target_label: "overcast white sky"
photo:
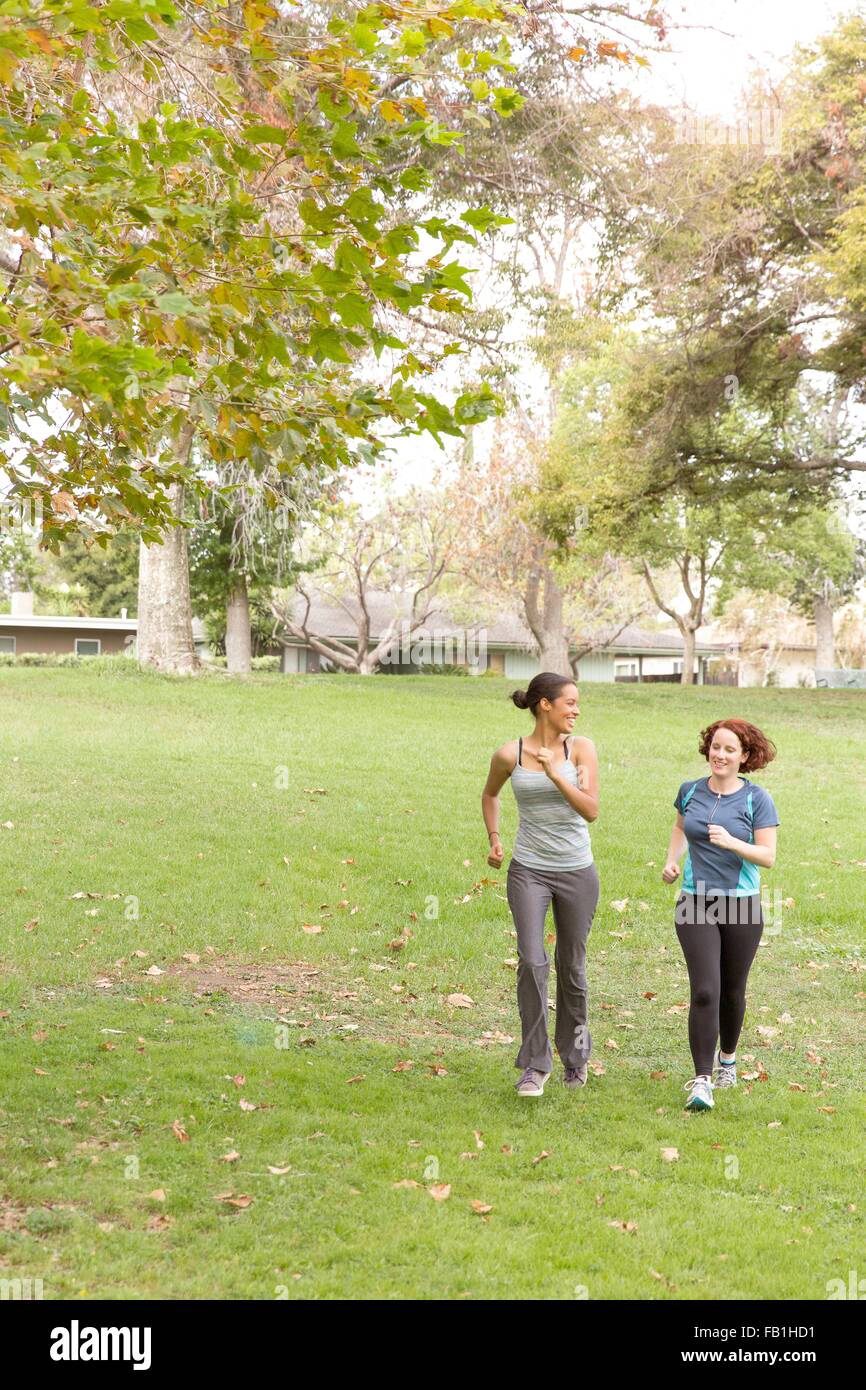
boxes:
[634,0,857,117]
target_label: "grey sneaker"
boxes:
[712,1049,737,1088]
[516,1067,549,1097]
[563,1065,588,1089]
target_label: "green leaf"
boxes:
[155,292,196,316]
[460,206,513,234]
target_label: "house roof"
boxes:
[0,614,137,631]
[279,589,723,656]
[0,615,209,640]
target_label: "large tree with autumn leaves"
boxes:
[0,1,670,670]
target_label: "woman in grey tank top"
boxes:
[482,672,600,1097]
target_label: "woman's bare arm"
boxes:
[662,813,687,883]
[481,744,515,867]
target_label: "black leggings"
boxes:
[674,893,764,1076]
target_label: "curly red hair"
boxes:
[698,719,776,773]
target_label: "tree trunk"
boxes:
[680,627,696,686]
[525,560,570,673]
[225,573,252,674]
[813,594,835,671]
[137,481,198,675]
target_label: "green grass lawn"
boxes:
[1,667,864,1300]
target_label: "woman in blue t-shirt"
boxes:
[662,718,780,1111]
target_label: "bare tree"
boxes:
[270,487,461,674]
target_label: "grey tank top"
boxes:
[510,736,593,871]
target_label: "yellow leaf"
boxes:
[569,47,587,61]
[26,28,56,55]
[380,100,405,124]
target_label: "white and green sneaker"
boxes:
[683,1076,714,1111]
[712,1049,737,1089]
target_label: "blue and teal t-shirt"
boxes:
[674,777,780,897]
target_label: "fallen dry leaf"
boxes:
[428,1183,451,1201]
[172,1120,190,1143]
[660,1148,679,1163]
[445,993,474,1009]
[471,1200,493,1215]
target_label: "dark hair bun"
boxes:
[509,672,574,718]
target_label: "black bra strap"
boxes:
[564,737,569,761]
[518,736,522,768]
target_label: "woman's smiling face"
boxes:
[543,683,579,733]
[708,726,746,775]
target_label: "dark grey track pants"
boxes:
[506,857,600,1073]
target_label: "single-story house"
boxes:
[0,592,136,657]
[0,592,208,658]
[275,592,724,683]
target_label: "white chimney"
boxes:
[11,591,34,617]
